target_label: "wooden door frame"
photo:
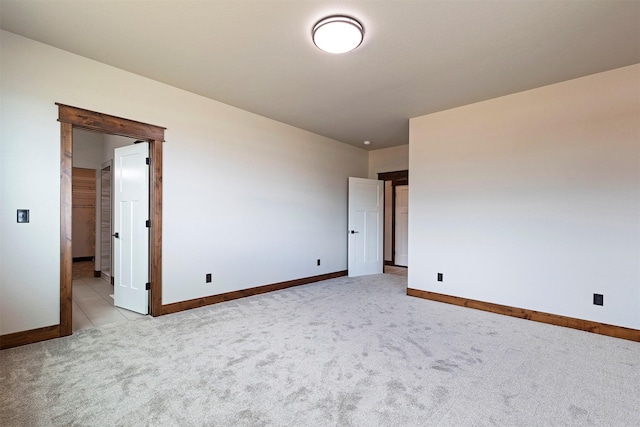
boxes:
[377,170,408,266]
[58,104,165,337]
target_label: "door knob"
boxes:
[350,230,359,234]
[112,232,119,238]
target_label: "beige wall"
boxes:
[368,144,409,179]
[409,64,640,329]
[0,31,368,335]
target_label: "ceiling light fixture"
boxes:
[312,15,364,54]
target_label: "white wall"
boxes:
[409,65,640,329]
[0,30,368,335]
[368,144,408,179]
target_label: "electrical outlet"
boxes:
[437,273,443,282]
[593,293,603,306]
[317,259,321,266]
[206,273,212,283]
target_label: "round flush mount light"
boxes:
[312,15,364,54]
[363,140,371,145]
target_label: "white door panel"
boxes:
[348,177,383,277]
[114,143,149,314]
[365,210,379,261]
[395,185,409,267]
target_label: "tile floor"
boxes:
[384,265,408,276]
[72,277,146,332]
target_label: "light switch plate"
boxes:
[593,293,604,306]
[17,209,29,223]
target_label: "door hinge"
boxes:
[146,220,151,228]
[145,282,151,291]
[146,157,150,165]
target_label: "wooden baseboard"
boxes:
[407,288,640,342]
[161,270,348,316]
[0,325,61,350]
[72,256,94,262]
[93,270,101,278]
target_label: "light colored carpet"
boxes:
[1,274,639,426]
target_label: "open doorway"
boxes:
[378,170,408,276]
[58,104,165,337]
[71,130,145,331]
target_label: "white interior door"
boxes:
[395,185,409,267]
[348,177,383,277]
[113,143,149,314]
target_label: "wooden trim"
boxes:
[60,122,73,337]
[93,271,101,278]
[0,325,61,350]
[57,103,165,141]
[149,140,163,316]
[73,257,94,262]
[377,170,408,185]
[53,104,165,349]
[407,288,640,342]
[160,271,348,316]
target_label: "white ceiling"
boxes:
[1,1,638,150]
